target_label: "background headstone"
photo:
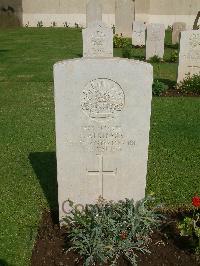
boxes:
[132,21,146,46]
[82,21,113,58]
[177,30,200,82]
[54,58,153,220]
[146,23,165,60]
[115,0,135,37]
[172,22,186,44]
[86,0,102,27]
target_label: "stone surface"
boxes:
[115,0,135,37]
[146,23,165,60]
[82,21,113,58]
[132,21,146,46]
[172,22,186,44]
[54,58,153,220]
[177,30,200,82]
[86,0,102,27]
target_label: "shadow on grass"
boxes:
[0,259,13,266]
[157,78,177,89]
[132,55,145,61]
[29,152,59,223]
[0,49,9,53]
[165,43,179,50]
[75,53,82,58]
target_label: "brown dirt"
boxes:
[161,89,200,97]
[31,211,199,266]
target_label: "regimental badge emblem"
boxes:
[81,78,125,121]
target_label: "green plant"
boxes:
[113,34,131,48]
[37,21,43,27]
[112,24,115,34]
[52,21,56,27]
[178,195,200,255]
[148,55,162,63]
[177,73,200,94]
[122,45,132,58]
[152,80,168,96]
[170,50,178,63]
[62,197,162,266]
[167,25,172,31]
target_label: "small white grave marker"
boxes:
[132,21,146,47]
[177,30,200,82]
[115,0,135,37]
[82,21,113,58]
[86,0,102,27]
[172,22,186,44]
[146,23,165,60]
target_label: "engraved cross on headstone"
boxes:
[86,155,117,196]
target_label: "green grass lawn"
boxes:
[0,28,200,266]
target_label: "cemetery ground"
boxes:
[0,28,200,265]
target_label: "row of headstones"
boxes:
[54,10,200,221]
[83,20,200,83]
[133,21,200,82]
[132,21,186,48]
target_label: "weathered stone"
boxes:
[172,22,186,44]
[132,21,146,46]
[86,0,102,27]
[54,58,153,220]
[146,23,165,60]
[82,21,113,58]
[115,0,135,37]
[177,30,200,82]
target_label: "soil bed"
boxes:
[161,89,200,97]
[31,210,199,266]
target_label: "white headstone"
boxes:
[132,21,146,47]
[86,0,102,27]
[146,23,165,60]
[172,22,186,44]
[82,21,113,58]
[115,0,135,37]
[54,58,153,220]
[177,30,200,83]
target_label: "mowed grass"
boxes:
[0,28,200,266]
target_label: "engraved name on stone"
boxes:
[80,125,125,153]
[91,29,106,55]
[183,32,200,74]
[81,78,125,121]
[149,29,161,41]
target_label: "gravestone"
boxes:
[132,21,146,47]
[54,58,153,220]
[82,21,113,58]
[177,30,200,82]
[86,0,102,27]
[54,24,153,219]
[146,23,165,60]
[172,22,186,44]
[115,0,135,37]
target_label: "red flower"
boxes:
[192,196,200,207]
